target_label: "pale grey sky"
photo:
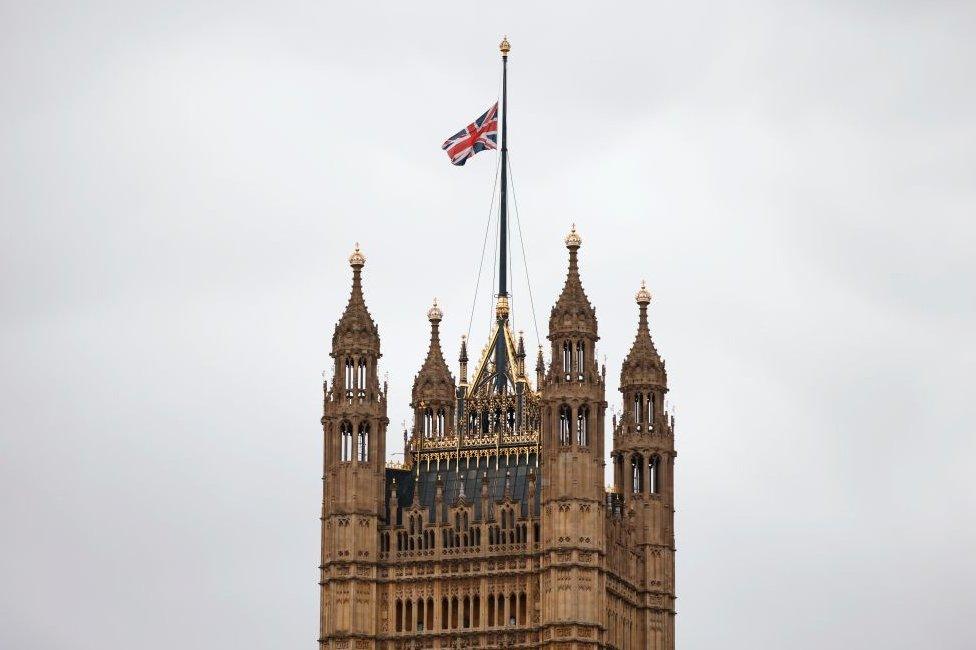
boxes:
[1,2,974,649]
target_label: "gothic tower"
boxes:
[410,300,457,460]
[319,245,388,648]
[612,282,676,649]
[539,225,608,647]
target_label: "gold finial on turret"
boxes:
[636,280,652,305]
[499,36,511,56]
[564,223,582,249]
[348,242,365,268]
[427,297,443,322]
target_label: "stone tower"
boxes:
[538,225,608,646]
[319,245,389,647]
[611,281,676,649]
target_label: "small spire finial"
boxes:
[499,36,510,56]
[636,280,651,305]
[565,223,582,249]
[428,297,443,322]
[349,242,365,268]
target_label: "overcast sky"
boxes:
[2,2,974,649]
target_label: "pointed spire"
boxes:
[458,335,469,386]
[535,345,545,387]
[412,299,457,404]
[332,243,379,354]
[620,281,665,388]
[549,224,597,337]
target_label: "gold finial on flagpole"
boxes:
[499,36,510,56]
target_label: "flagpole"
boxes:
[494,36,511,393]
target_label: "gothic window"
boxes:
[509,593,517,625]
[562,341,572,381]
[340,421,353,462]
[357,422,369,462]
[576,340,585,380]
[416,598,425,632]
[463,595,471,628]
[344,357,354,397]
[436,408,446,437]
[558,405,571,445]
[487,593,495,626]
[481,409,489,435]
[441,596,449,630]
[426,596,434,632]
[473,595,480,627]
[423,408,433,438]
[395,599,403,632]
[631,454,644,493]
[577,405,589,446]
[634,392,644,431]
[468,411,478,436]
[507,406,515,432]
[357,357,366,397]
[405,600,412,632]
[519,592,527,626]
[649,455,660,494]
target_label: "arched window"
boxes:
[577,405,589,446]
[649,455,660,494]
[344,357,354,397]
[648,393,655,431]
[576,340,585,380]
[493,407,502,433]
[423,408,433,438]
[562,341,572,381]
[634,392,644,431]
[481,409,489,434]
[631,454,644,493]
[507,406,515,432]
[395,599,403,632]
[558,405,571,445]
[468,411,478,436]
[340,421,353,461]
[357,422,369,462]
[436,408,446,438]
[357,357,366,397]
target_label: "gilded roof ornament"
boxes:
[499,36,511,56]
[348,242,365,268]
[427,298,443,322]
[636,280,652,305]
[495,294,510,319]
[564,223,582,249]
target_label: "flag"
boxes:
[441,103,498,166]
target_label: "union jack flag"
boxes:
[441,103,498,166]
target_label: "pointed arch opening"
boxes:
[558,405,571,445]
[357,421,369,462]
[634,392,644,431]
[631,453,644,493]
[648,392,655,431]
[339,421,353,462]
[576,340,585,380]
[562,340,572,381]
[577,405,589,446]
[649,455,660,494]
[344,357,354,399]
